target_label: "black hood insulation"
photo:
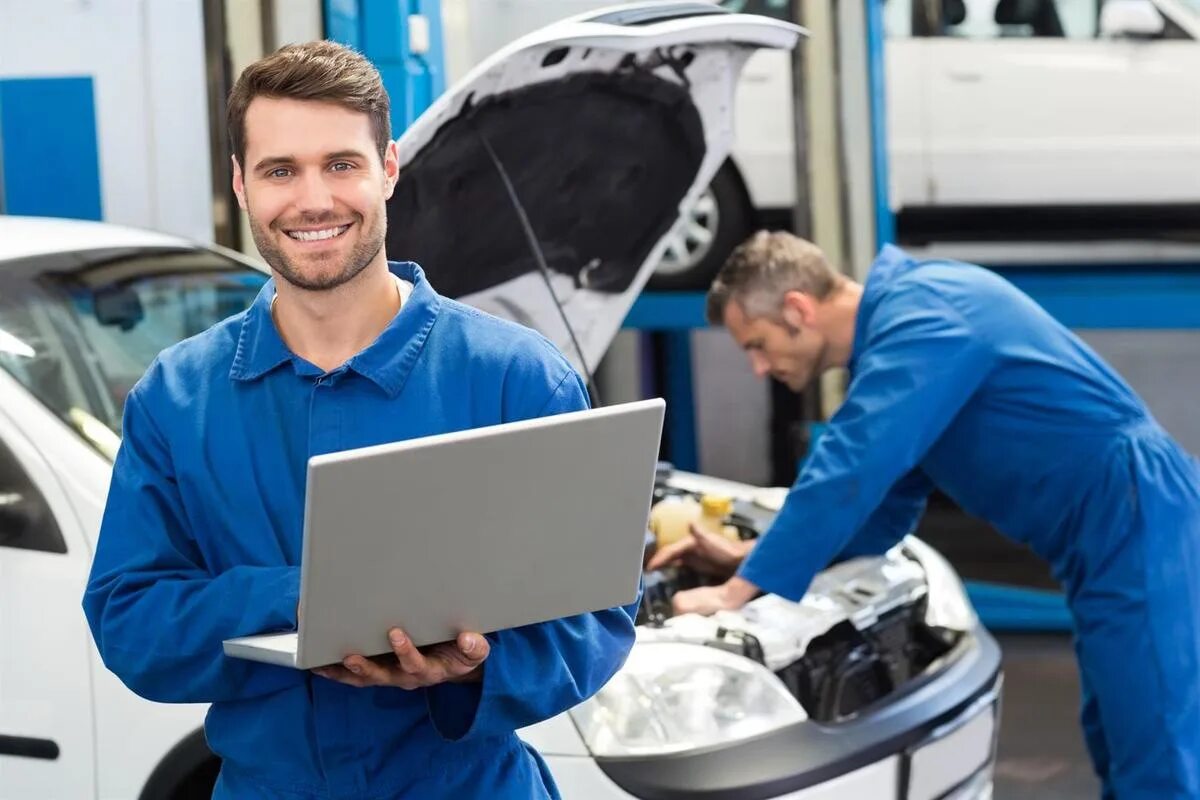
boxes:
[386,69,706,298]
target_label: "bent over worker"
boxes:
[659,231,1200,800]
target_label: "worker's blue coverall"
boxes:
[82,262,639,799]
[740,245,1200,799]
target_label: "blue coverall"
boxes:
[740,245,1200,799]
[82,262,639,799]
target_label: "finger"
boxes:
[646,537,695,570]
[423,637,481,672]
[389,628,428,674]
[315,664,368,688]
[671,591,693,615]
[343,654,393,685]
[458,632,490,664]
[424,644,473,680]
[430,633,488,674]
[688,523,726,548]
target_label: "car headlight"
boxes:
[568,642,806,757]
[904,536,977,631]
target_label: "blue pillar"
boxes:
[664,332,699,472]
[864,0,894,247]
[324,0,446,133]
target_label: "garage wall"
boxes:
[0,0,212,241]
[683,327,1200,488]
[1078,330,1200,455]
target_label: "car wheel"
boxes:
[170,759,220,800]
[647,162,752,292]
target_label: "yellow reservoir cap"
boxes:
[699,494,734,517]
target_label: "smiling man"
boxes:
[82,41,637,799]
[659,230,1200,800]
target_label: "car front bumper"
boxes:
[545,625,1002,800]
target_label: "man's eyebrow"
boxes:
[253,155,295,172]
[325,149,370,162]
[252,151,369,172]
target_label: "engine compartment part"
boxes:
[777,604,957,722]
[648,492,742,549]
[638,472,962,722]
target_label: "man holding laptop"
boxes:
[83,41,639,799]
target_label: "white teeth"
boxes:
[288,224,349,242]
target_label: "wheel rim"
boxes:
[655,189,720,276]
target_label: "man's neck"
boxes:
[271,257,402,373]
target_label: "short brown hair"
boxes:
[706,230,842,324]
[227,41,391,167]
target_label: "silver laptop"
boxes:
[223,398,665,670]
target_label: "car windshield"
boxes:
[0,246,267,460]
[719,0,790,17]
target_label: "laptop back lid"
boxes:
[294,398,664,669]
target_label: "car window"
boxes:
[934,0,1185,37]
[0,247,267,459]
[0,435,65,554]
[722,0,917,37]
[719,0,791,20]
[886,0,917,36]
[938,0,1104,37]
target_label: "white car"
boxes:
[0,5,1001,798]
[649,0,1200,286]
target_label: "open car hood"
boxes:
[387,2,803,374]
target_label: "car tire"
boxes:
[647,161,753,292]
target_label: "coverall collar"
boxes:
[230,260,442,398]
[847,244,914,375]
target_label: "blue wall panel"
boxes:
[0,77,103,220]
[325,0,446,134]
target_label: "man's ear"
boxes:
[382,140,400,200]
[231,156,248,211]
[780,290,816,330]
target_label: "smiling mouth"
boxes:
[285,223,352,242]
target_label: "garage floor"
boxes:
[993,633,1099,799]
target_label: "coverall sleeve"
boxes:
[425,368,639,740]
[739,285,993,601]
[82,385,305,704]
[836,467,933,560]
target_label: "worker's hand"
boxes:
[646,523,754,578]
[312,628,489,689]
[671,576,760,616]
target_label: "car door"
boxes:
[921,0,1200,206]
[0,391,96,799]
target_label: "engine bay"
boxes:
[637,467,963,723]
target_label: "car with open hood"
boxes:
[0,4,1000,798]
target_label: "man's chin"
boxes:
[782,375,809,393]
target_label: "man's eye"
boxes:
[268,168,292,178]
[330,161,354,172]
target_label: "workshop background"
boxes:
[2,0,1198,798]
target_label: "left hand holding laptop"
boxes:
[312,627,489,688]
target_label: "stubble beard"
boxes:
[249,209,386,292]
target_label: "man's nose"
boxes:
[295,171,335,213]
[749,353,771,379]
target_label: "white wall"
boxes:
[0,0,213,242]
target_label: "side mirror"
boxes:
[0,492,38,546]
[0,489,65,553]
[1099,0,1164,38]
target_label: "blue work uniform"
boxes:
[740,245,1200,799]
[83,262,638,800]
